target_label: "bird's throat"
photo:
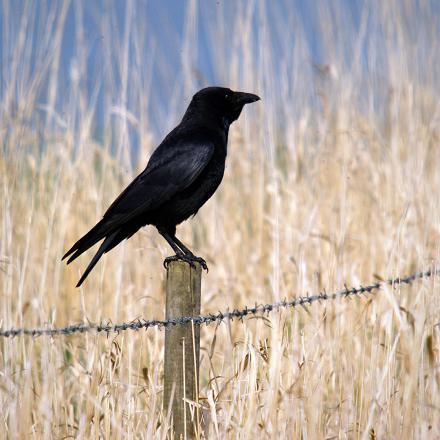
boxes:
[222,116,232,131]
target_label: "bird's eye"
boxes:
[225,94,229,100]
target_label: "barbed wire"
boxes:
[0,267,438,338]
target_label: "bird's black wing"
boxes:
[103,138,215,225]
[63,138,214,265]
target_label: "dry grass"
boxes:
[1,1,440,438]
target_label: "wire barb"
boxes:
[0,267,438,338]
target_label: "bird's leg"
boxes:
[158,229,208,271]
[159,230,186,255]
[171,235,208,271]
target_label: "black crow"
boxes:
[63,86,260,287]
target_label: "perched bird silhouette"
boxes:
[63,86,260,287]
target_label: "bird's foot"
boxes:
[188,255,209,272]
[163,254,209,272]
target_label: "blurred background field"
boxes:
[1,0,440,438]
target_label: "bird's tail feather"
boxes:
[63,220,111,263]
[75,230,120,287]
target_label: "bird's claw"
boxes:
[189,255,209,272]
[163,255,180,269]
[163,254,209,272]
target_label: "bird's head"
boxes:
[189,86,260,124]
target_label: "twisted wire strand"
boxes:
[0,268,437,338]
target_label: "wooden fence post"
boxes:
[163,260,201,439]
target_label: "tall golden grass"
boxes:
[1,1,439,438]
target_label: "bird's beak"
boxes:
[234,91,261,105]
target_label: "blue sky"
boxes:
[1,0,438,150]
